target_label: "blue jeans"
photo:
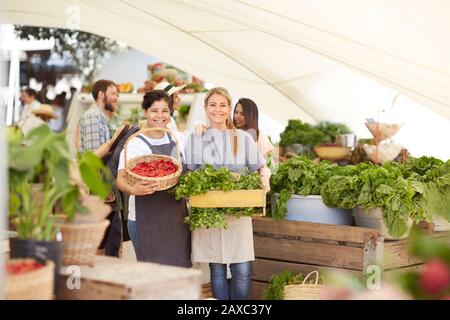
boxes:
[127,220,137,252]
[209,262,252,300]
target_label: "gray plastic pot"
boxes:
[271,194,353,225]
[353,207,413,240]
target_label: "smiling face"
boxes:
[205,93,231,128]
[145,99,171,128]
[102,85,119,112]
[233,103,246,129]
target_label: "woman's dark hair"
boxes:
[53,92,66,107]
[142,90,170,111]
[22,87,37,98]
[234,98,259,141]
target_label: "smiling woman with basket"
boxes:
[116,90,191,268]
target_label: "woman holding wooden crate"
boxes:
[184,87,265,300]
[116,90,191,268]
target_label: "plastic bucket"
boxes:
[271,194,353,225]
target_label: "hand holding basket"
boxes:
[125,127,182,191]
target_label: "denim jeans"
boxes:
[127,220,137,252]
[209,262,252,300]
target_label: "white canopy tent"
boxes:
[1,0,450,158]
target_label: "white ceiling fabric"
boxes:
[2,0,450,158]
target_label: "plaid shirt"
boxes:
[79,106,110,152]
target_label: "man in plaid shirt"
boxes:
[79,79,119,152]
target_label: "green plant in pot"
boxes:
[279,120,327,159]
[8,125,111,294]
[315,121,352,145]
[313,122,353,161]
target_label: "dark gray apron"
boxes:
[134,134,192,268]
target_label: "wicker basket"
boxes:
[5,259,55,300]
[365,123,402,142]
[284,271,325,300]
[125,127,182,190]
[58,220,110,265]
[363,142,402,164]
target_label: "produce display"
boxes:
[173,164,262,230]
[270,157,335,220]
[6,260,44,275]
[131,160,178,178]
[270,156,449,238]
[279,120,353,159]
[315,121,352,144]
[279,120,327,148]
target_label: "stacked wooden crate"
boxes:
[59,256,202,300]
[251,217,450,299]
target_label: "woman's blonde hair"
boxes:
[204,87,238,155]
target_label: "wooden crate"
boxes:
[190,190,265,208]
[251,217,450,300]
[59,256,202,300]
[190,190,266,215]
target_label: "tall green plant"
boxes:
[8,125,110,241]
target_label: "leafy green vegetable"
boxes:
[173,164,262,229]
[279,120,327,147]
[401,157,450,222]
[315,121,352,143]
[261,271,305,300]
[270,156,334,220]
[321,161,429,237]
[177,105,190,118]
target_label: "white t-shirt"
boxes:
[118,133,171,221]
[16,100,41,128]
[21,115,47,136]
[49,107,65,132]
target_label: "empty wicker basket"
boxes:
[284,271,325,300]
[125,127,182,190]
[5,259,55,300]
[58,220,110,265]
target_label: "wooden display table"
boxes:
[59,256,202,300]
[251,217,450,299]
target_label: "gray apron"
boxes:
[134,134,192,268]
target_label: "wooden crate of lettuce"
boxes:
[173,165,266,229]
[253,156,450,299]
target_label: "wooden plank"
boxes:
[252,281,268,300]
[252,258,362,282]
[190,190,265,208]
[383,231,450,247]
[383,264,424,280]
[383,243,425,270]
[59,256,202,300]
[254,235,364,270]
[383,234,450,269]
[363,239,384,276]
[253,217,381,244]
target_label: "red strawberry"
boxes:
[420,259,450,296]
